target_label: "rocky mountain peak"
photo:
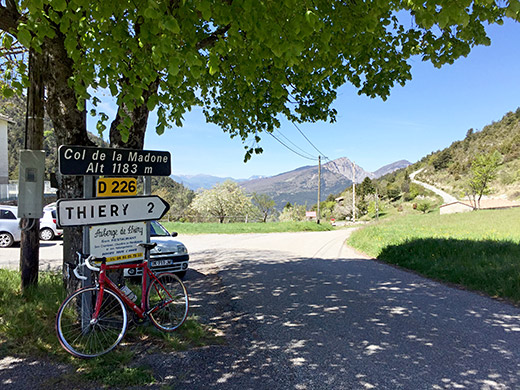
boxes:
[323,157,375,183]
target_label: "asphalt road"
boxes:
[2,230,520,389]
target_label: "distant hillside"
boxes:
[241,163,352,207]
[378,108,520,202]
[240,157,410,208]
[171,174,236,191]
[373,160,412,178]
[413,108,520,200]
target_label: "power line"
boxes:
[291,122,329,160]
[274,129,317,160]
[267,132,318,161]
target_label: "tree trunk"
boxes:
[43,31,92,293]
[109,79,159,149]
[107,79,158,286]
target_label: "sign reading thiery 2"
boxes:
[56,196,170,227]
[58,145,171,176]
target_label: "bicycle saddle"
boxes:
[138,242,157,250]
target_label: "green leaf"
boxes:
[156,121,165,135]
[3,34,13,50]
[17,28,32,47]
[208,53,219,75]
[198,0,212,20]
[164,17,180,34]
[144,7,159,19]
[109,83,118,96]
[147,94,158,111]
[168,61,180,76]
[53,0,67,12]
[96,122,106,135]
[2,87,14,98]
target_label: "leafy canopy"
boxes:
[2,0,519,159]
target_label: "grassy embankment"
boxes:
[0,271,221,387]
[348,207,520,302]
[162,220,334,234]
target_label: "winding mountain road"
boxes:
[410,168,458,203]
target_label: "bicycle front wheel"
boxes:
[56,287,128,358]
[146,272,189,332]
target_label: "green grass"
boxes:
[0,270,223,387]
[162,221,334,234]
[348,207,520,302]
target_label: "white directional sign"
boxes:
[56,196,170,227]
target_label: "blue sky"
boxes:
[89,19,520,179]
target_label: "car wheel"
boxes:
[175,271,187,280]
[40,228,55,241]
[0,232,14,248]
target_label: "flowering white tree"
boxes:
[191,181,254,223]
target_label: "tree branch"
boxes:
[196,24,231,50]
[0,2,22,34]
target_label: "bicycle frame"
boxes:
[91,260,174,321]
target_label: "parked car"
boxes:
[124,220,189,279]
[0,205,21,248]
[40,207,63,241]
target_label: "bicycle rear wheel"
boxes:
[146,272,189,331]
[56,286,128,358]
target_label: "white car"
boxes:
[124,221,189,279]
[0,205,21,247]
[40,207,63,241]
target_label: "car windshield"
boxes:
[150,221,170,237]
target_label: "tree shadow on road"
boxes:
[147,248,520,390]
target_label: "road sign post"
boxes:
[57,145,172,327]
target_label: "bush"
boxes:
[417,201,431,213]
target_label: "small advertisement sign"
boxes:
[89,222,146,264]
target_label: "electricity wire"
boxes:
[267,132,318,161]
[291,122,329,161]
[273,129,317,160]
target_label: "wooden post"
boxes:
[20,49,44,291]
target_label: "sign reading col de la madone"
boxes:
[58,145,171,176]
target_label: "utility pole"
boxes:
[20,49,45,290]
[352,161,356,222]
[317,155,321,224]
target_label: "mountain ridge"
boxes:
[174,158,411,207]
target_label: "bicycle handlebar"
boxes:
[84,255,101,272]
[73,266,87,280]
[72,253,104,280]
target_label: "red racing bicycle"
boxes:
[56,242,189,358]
